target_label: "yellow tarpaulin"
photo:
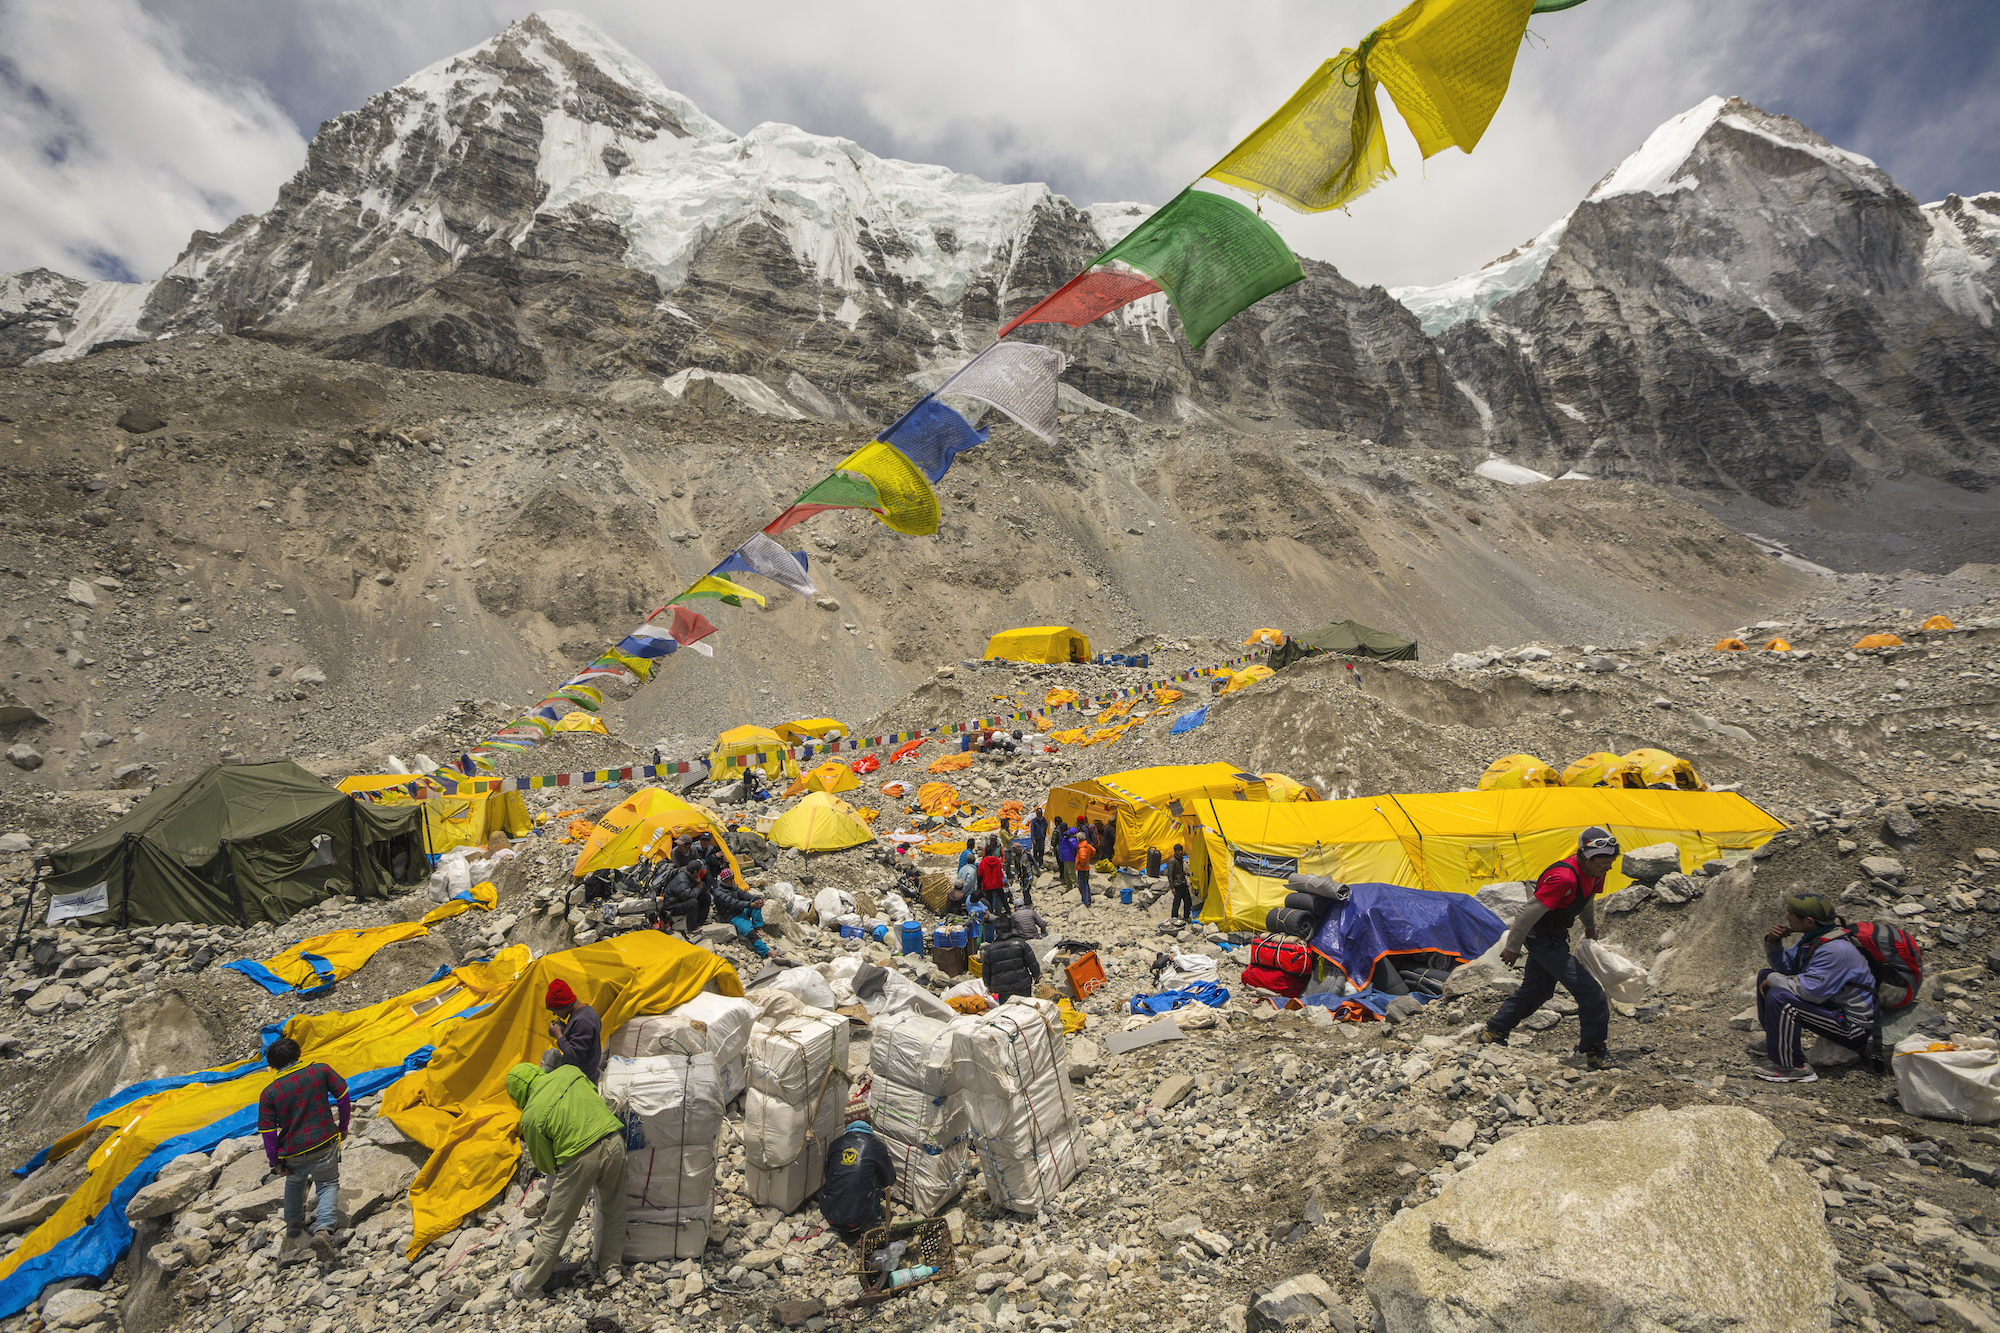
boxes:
[1219,665,1275,695]
[420,881,498,925]
[1045,688,1080,707]
[236,922,431,991]
[0,950,530,1310]
[928,752,974,774]
[1188,788,1783,931]
[773,718,849,744]
[1047,763,1268,868]
[570,788,742,885]
[384,935,741,1258]
[917,783,962,815]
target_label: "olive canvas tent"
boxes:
[1046,763,1269,868]
[44,760,426,929]
[983,626,1091,664]
[1298,619,1417,661]
[1185,788,1784,932]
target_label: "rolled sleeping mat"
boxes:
[1264,906,1317,938]
[1283,891,1323,914]
[1287,873,1348,901]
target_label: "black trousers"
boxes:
[1488,934,1610,1052]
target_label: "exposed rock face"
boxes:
[1364,1104,1835,1332]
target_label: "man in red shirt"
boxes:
[1479,827,1619,1070]
[255,1036,351,1263]
[976,840,1008,915]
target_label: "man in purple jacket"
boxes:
[1755,893,1877,1083]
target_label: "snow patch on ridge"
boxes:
[1392,215,1570,336]
[1586,95,1728,201]
[1920,192,2000,327]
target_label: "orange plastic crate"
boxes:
[1066,950,1107,1002]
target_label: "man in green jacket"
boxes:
[506,1062,629,1299]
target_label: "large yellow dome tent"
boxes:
[570,787,741,884]
[983,626,1091,664]
[1183,787,1783,932]
[706,725,800,782]
[766,792,874,852]
[1623,748,1706,791]
[1260,772,1321,802]
[783,760,860,799]
[1562,753,1642,789]
[1477,754,1562,790]
[1046,763,1269,868]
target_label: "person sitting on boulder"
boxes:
[1480,826,1617,1070]
[1752,894,1876,1084]
[710,870,770,958]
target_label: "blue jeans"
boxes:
[1077,870,1092,907]
[732,908,768,957]
[1487,935,1609,1052]
[282,1142,341,1235]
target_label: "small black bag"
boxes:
[1264,907,1317,938]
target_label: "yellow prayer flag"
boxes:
[677,575,767,607]
[835,441,939,536]
[1204,51,1394,213]
[1369,0,1535,158]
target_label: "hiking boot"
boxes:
[309,1231,338,1265]
[1476,1028,1508,1046]
[1751,1061,1818,1084]
[1581,1047,1613,1071]
[283,1223,304,1243]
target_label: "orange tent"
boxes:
[1922,615,1955,632]
[1712,638,1748,651]
[1763,638,1792,652]
[1854,633,1904,650]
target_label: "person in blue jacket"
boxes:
[1754,893,1876,1083]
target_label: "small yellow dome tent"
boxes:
[1711,638,1748,651]
[1218,665,1275,694]
[1260,772,1321,802]
[784,760,860,799]
[1763,637,1792,652]
[984,626,1091,664]
[1921,615,1955,632]
[551,712,610,735]
[1853,633,1903,650]
[1622,748,1706,791]
[706,725,800,782]
[773,718,848,744]
[1478,754,1563,791]
[767,792,874,852]
[1243,629,1286,647]
[1562,753,1642,789]
[571,787,742,883]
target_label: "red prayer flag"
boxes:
[997,269,1163,339]
[669,605,719,647]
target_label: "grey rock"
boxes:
[1157,1214,1203,1241]
[1577,656,1621,674]
[1384,996,1423,1022]
[64,578,98,607]
[23,984,73,1017]
[1248,1274,1344,1332]
[40,1289,107,1329]
[338,1143,421,1225]
[1440,1119,1477,1153]
[1441,961,1498,998]
[216,1177,286,1221]
[1621,843,1682,885]
[1878,1287,1938,1323]
[116,408,167,434]
[211,1147,271,1199]
[0,1191,68,1235]
[5,743,43,771]
[1602,886,1651,914]
[1860,855,1906,884]
[1474,882,1531,920]
[1067,1038,1103,1082]
[126,1167,210,1221]
[1652,873,1702,905]
[78,731,115,749]
[1883,806,1921,843]
[1155,1074,1195,1109]
[0,832,32,853]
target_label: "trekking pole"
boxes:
[9,855,47,964]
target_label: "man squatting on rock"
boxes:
[1752,893,1876,1084]
[1480,826,1618,1070]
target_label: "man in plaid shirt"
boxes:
[256,1036,351,1264]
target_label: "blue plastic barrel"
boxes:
[900,921,925,955]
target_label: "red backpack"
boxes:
[1251,935,1312,976]
[1845,921,1923,1012]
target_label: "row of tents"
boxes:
[1479,749,1706,792]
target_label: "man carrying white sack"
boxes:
[1479,826,1618,1071]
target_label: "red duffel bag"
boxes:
[1240,963,1308,998]
[1250,934,1312,976]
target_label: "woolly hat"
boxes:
[545,978,577,1008]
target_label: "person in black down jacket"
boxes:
[981,914,1042,1001]
[821,1121,897,1243]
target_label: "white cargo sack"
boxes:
[748,1009,848,1102]
[761,967,839,1012]
[1894,1036,2000,1124]
[868,1012,956,1098]
[1575,939,1649,1004]
[952,998,1088,1214]
[743,1088,816,1170]
[623,1142,716,1220]
[599,1053,724,1149]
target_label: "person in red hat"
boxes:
[543,978,602,1084]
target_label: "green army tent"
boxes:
[1299,619,1417,662]
[43,760,427,929]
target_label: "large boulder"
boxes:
[1474,882,1532,921]
[124,1166,210,1222]
[1619,842,1682,885]
[1365,1105,1833,1332]
[337,1143,421,1225]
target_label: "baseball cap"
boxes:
[1578,826,1620,857]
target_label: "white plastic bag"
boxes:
[1894,1036,2000,1124]
[761,967,839,1012]
[1575,939,1648,1004]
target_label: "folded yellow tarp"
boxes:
[383,933,743,1257]
[420,881,498,925]
[222,920,433,995]
[0,949,530,1316]
[1189,788,1785,932]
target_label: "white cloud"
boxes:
[0,0,305,280]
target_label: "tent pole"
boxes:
[8,855,46,962]
[119,833,134,931]
[219,839,249,928]
[349,799,363,896]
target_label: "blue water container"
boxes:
[900,921,926,955]
[932,927,954,951]
[871,923,889,942]
[839,924,863,939]
[1120,882,1134,905]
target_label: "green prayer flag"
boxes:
[1092,189,1305,349]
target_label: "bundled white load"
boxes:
[813,886,853,923]
[745,1087,845,1213]
[599,1053,723,1263]
[605,992,756,1103]
[748,1007,849,1102]
[744,1081,849,1170]
[742,1005,852,1212]
[953,998,1088,1213]
[866,1011,970,1215]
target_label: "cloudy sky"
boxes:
[4,0,1996,292]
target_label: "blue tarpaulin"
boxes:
[1308,882,1505,987]
[1129,980,1231,1015]
[1169,705,1208,735]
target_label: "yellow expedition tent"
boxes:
[984,626,1091,664]
[784,761,861,798]
[1562,753,1642,789]
[1218,665,1275,695]
[774,718,848,744]
[1184,788,1784,932]
[338,773,531,855]
[1260,772,1321,803]
[1243,629,1286,647]
[1854,633,1903,650]
[1046,763,1268,868]
[706,725,800,783]
[1922,615,1955,631]
[551,712,610,735]
[570,787,742,885]
[1477,754,1562,790]
[767,792,874,852]
[1623,748,1706,791]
